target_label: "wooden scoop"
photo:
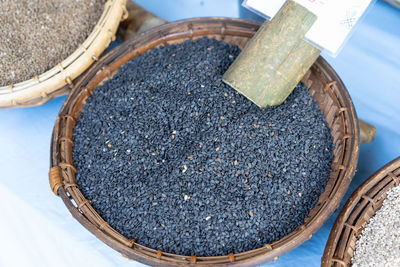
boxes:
[223,0,320,108]
[119,1,376,144]
[118,1,167,42]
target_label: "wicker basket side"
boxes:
[50,18,359,266]
[322,157,400,267]
[0,0,127,108]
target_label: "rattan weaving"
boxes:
[50,18,360,266]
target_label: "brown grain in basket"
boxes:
[0,0,127,108]
[50,18,359,266]
[0,0,106,86]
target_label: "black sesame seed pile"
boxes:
[73,37,334,257]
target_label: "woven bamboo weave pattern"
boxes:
[50,18,360,266]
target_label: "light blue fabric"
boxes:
[0,1,398,266]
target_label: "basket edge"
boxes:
[0,0,127,108]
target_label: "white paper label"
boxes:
[243,0,373,56]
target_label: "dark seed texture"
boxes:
[73,37,334,257]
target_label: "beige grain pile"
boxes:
[352,184,400,267]
[0,0,105,86]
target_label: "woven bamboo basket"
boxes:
[0,0,127,109]
[49,18,360,266]
[322,157,400,267]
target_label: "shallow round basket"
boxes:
[322,157,400,267]
[0,0,127,108]
[50,17,360,266]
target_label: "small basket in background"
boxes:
[0,0,127,108]
[322,157,400,266]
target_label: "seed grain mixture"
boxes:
[352,184,400,267]
[0,0,105,86]
[73,38,334,256]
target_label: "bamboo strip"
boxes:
[222,0,320,108]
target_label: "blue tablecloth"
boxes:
[0,1,398,266]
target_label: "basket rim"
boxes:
[322,156,400,267]
[50,17,360,266]
[0,0,127,108]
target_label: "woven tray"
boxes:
[0,0,127,108]
[49,17,360,266]
[322,157,400,266]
